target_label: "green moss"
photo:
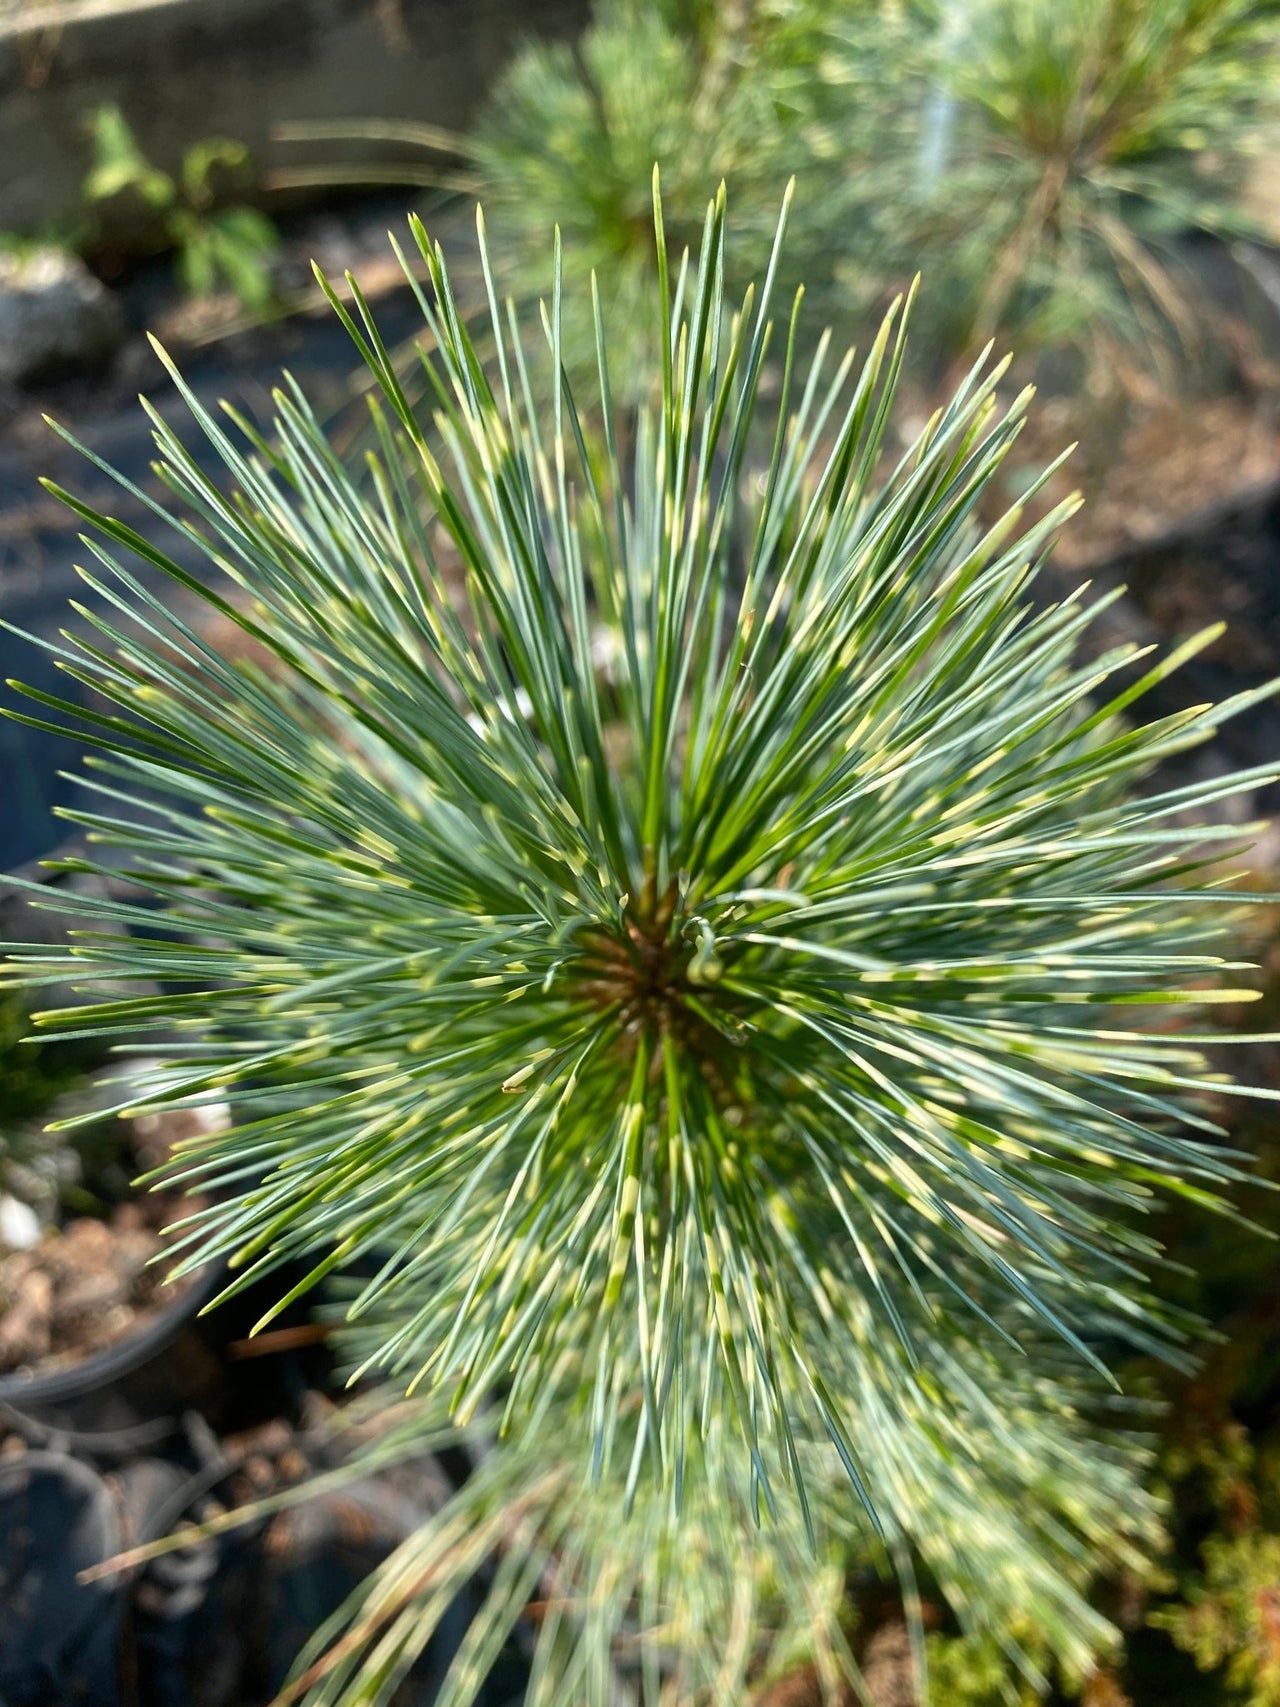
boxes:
[0,987,83,1131]
[924,1628,1050,1706]
[1154,1530,1280,1705]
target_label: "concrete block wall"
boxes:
[0,0,587,231]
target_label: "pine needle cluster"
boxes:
[3,181,1276,1701]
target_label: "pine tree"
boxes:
[5,181,1275,1702]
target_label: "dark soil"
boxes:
[1018,392,1280,573]
[0,1109,210,1377]
[0,1208,187,1375]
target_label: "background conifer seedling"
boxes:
[4,177,1278,1703]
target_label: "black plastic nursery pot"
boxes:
[1,843,228,1441]
[0,1257,229,1445]
[0,1448,127,1705]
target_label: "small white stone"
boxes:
[0,1193,41,1250]
[192,1100,232,1135]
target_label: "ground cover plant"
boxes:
[3,178,1279,1702]
[83,104,280,312]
